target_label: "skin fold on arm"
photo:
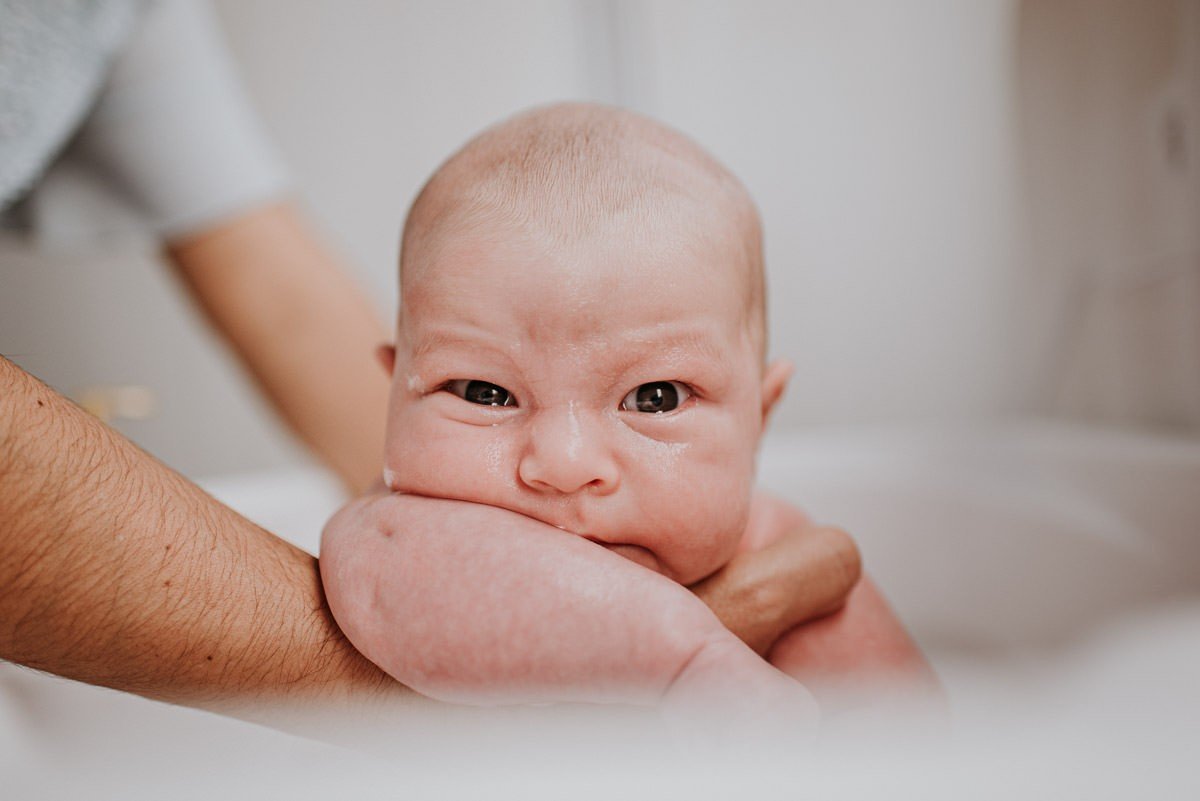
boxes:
[321,492,823,727]
[321,487,925,727]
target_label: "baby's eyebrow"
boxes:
[409,329,498,361]
[624,329,730,366]
[410,326,732,372]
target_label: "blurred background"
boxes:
[4,4,1200,792]
[3,0,1197,479]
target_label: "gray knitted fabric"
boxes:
[0,0,147,210]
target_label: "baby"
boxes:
[321,103,931,727]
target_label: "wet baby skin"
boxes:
[321,104,931,727]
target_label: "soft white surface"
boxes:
[763,421,1200,647]
[3,421,1198,796]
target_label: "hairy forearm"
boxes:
[166,202,390,495]
[0,357,397,720]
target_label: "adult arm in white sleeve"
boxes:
[75,0,391,494]
[74,0,289,237]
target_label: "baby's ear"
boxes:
[375,343,397,376]
[760,358,794,426]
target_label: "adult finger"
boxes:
[691,524,862,656]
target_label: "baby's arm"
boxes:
[768,577,940,702]
[320,493,815,727]
[742,493,940,706]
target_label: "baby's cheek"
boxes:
[384,416,520,504]
[640,450,755,584]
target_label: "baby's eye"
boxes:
[445,379,517,407]
[620,381,692,414]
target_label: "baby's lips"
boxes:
[539,509,668,575]
[598,542,664,575]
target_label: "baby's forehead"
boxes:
[405,197,750,329]
[403,229,755,385]
[401,103,766,354]
[412,207,739,312]
[403,207,763,369]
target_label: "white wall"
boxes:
[2,0,1196,479]
[1017,0,1200,428]
[629,2,1030,426]
[222,0,1036,430]
[211,0,616,309]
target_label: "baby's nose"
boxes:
[517,403,619,495]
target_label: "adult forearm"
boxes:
[166,202,390,495]
[0,357,396,720]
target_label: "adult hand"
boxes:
[691,492,861,655]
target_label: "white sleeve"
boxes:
[74,0,290,240]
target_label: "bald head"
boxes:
[400,102,767,357]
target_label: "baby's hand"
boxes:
[320,492,816,732]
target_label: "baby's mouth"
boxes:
[539,508,667,576]
[596,542,664,575]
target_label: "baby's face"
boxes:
[382,208,786,585]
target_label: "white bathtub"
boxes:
[4,420,1198,798]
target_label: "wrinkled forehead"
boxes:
[399,196,755,349]
[402,181,763,351]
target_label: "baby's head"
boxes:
[380,103,791,584]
